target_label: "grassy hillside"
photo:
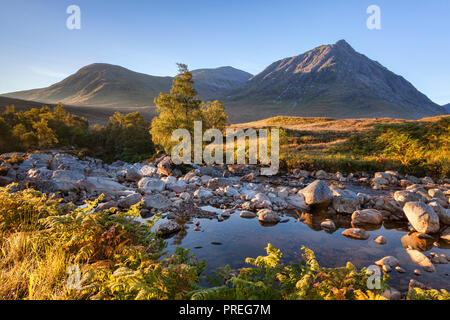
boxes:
[231,115,450,177]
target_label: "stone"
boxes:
[257,209,280,224]
[194,188,213,198]
[286,194,309,210]
[95,201,119,212]
[406,249,436,272]
[140,165,157,177]
[157,156,173,176]
[118,193,141,208]
[240,210,257,219]
[440,227,450,243]
[375,256,400,268]
[427,201,450,225]
[0,176,12,186]
[403,202,440,234]
[299,180,333,207]
[374,235,387,245]
[27,167,53,180]
[138,178,166,193]
[394,190,426,204]
[155,220,181,236]
[224,186,239,197]
[381,287,401,300]
[395,266,406,273]
[125,165,142,182]
[428,188,446,201]
[341,228,370,240]
[320,219,336,231]
[331,187,361,214]
[352,209,383,225]
[143,194,172,210]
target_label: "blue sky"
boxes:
[1,0,449,104]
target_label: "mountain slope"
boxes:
[3,64,252,107]
[222,40,446,120]
[444,103,450,113]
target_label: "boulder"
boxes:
[194,188,213,198]
[143,194,172,210]
[155,220,181,236]
[406,249,436,272]
[428,201,450,225]
[80,177,129,196]
[0,176,13,187]
[299,180,333,207]
[138,178,165,193]
[140,165,157,177]
[351,209,383,225]
[374,235,387,245]
[320,219,336,231]
[441,227,450,243]
[394,190,426,204]
[341,228,370,240]
[257,209,280,224]
[126,165,142,182]
[428,188,446,201]
[118,193,142,208]
[331,187,361,214]
[27,167,53,180]
[403,202,440,234]
[240,210,257,219]
[157,156,173,176]
[285,194,309,210]
[375,256,400,268]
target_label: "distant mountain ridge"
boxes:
[444,103,450,113]
[2,40,447,121]
[3,64,252,108]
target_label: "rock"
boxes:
[125,165,142,182]
[440,227,450,243]
[406,249,436,272]
[257,209,280,224]
[118,193,141,208]
[0,176,12,186]
[315,170,328,179]
[401,232,434,251]
[224,186,239,197]
[375,256,400,268]
[140,165,157,177]
[251,193,272,209]
[138,178,165,193]
[341,228,370,240]
[331,187,361,214]
[394,190,426,204]
[80,177,129,196]
[207,177,232,190]
[194,188,213,198]
[240,210,257,219]
[372,177,389,186]
[27,167,53,180]
[155,220,181,236]
[421,176,434,185]
[428,201,450,225]
[157,156,173,176]
[95,201,119,212]
[414,269,422,276]
[381,287,401,300]
[143,194,172,210]
[240,172,255,182]
[286,194,309,210]
[320,219,336,231]
[395,266,406,273]
[299,180,333,207]
[352,209,383,225]
[428,188,446,201]
[374,235,387,245]
[403,202,440,234]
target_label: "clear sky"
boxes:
[1,0,449,104]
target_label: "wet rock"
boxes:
[155,220,181,236]
[251,193,272,209]
[441,227,450,243]
[286,194,309,210]
[320,219,336,231]
[299,180,333,207]
[352,209,383,225]
[341,228,370,240]
[143,194,172,210]
[406,248,436,272]
[240,210,257,219]
[257,209,280,224]
[414,269,422,276]
[401,232,435,251]
[374,235,387,245]
[375,256,400,268]
[403,202,440,234]
[331,187,361,214]
[395,266,406,273]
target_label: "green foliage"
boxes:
[191,244,389,300]
[151,63,228,154]
[407,288,450,300]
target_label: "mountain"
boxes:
[3,64,252,108]
[222,40,446,120]
[443,103,450,113]
[2,41,447,122]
